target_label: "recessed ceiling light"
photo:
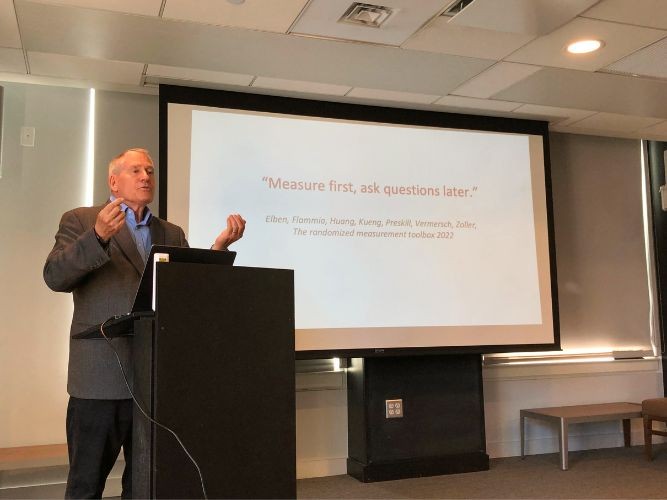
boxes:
[566,39,604,54]
[227,0,245,4]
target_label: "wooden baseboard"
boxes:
[0,444,68,470]
[0,446,122,498]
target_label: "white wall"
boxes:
[0,83,88,447]
[93,90,159,208]
[549,133,650,352]
[0,84,159,448]
[294,359,663,479]
[484,359,663,457]
[296,372,348,478]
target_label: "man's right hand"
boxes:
[94,198,126,243]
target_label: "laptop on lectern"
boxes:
[132,245,236,313]
[73,245,236,339]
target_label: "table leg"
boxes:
[520,414,525,458]
[558,418,569,470]
[623,419,631,447]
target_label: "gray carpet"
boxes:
[297,445,667,499]
[4,445,665,498]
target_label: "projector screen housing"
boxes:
[159,85,559,359]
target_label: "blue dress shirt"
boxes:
[110,196,152,263]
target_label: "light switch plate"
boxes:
[21,126,35,147]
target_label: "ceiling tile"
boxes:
[451,62,542,98]
[28,52,144,85]
[0,0,22,48]
[16,1,494,96]
[505,17,666,71]
[0,47,26,73]
[402,16,534,60]
[433,95,521,112]
[495,67,667,119]
[449,0,599,36]
[512,104,596,125]
[603,37,667,80]
[291,0,448,46]
[566,112,663,132]
[347,88,440,105]
[252,77,351,96]
[163,0,309,33]
[582,0,667,30]
[32,0,162,16]
[637,120,667,138]
[146,64,253,86]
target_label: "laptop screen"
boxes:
[132,245,236,313]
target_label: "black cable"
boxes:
[99,317,209,499]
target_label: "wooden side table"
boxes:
[520,402,642,470]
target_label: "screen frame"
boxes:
[159,84,560,359]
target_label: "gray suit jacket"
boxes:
[44,204,187,399]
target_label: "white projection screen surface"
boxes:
[163,90,558,356]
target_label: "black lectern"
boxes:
[130,260,296,499]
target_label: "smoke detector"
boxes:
[339,3,395,28]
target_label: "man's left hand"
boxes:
[212,214,246,251]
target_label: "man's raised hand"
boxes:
[94,198,126,242]
[212,214,246,251]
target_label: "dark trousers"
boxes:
[65,397,133,499]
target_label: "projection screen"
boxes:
[161,87,559,357]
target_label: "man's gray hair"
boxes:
[108,148,154,175]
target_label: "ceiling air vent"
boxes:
[441,0,475,17]
[339,3,395,28]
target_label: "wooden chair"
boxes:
[642,398,667,459]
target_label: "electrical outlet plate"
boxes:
[385,398,403,418]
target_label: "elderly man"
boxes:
[44,148,245,498]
